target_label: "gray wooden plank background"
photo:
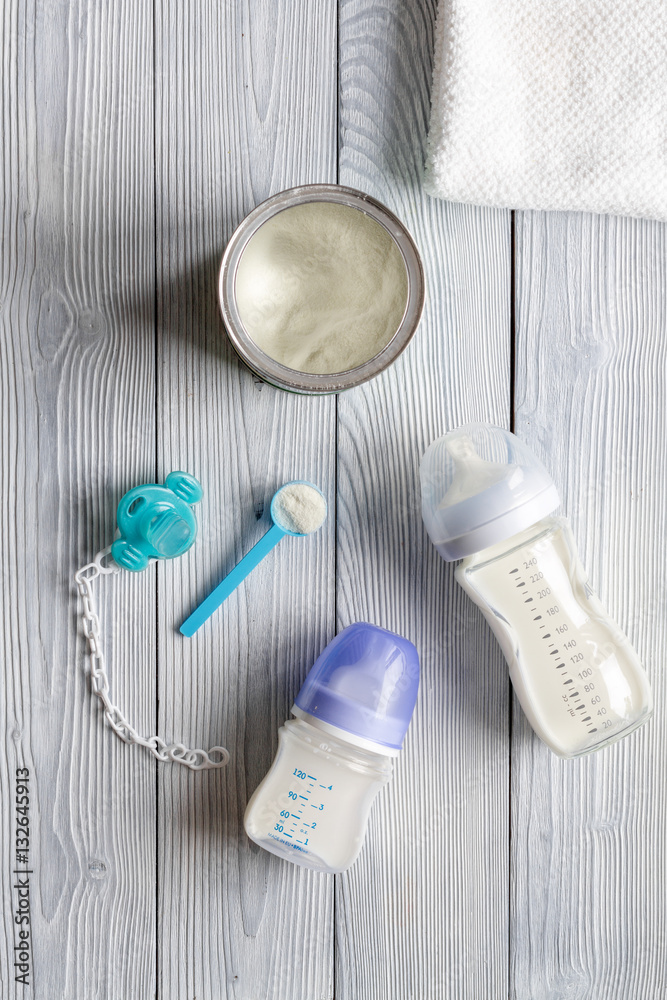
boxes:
[512,213,667,999]
[1,2,665,999]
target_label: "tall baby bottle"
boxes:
[420,423,652,758]
[244,623,419,873]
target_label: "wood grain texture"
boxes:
[5,3,667,998]
[336,1,512,997]
[1,1,157,998]
[155,2,337,998]
[512,211,667,999]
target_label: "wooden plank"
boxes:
[336,2,512,996]
[0,1,157,997]
[512,211,667,998]
[155,2,337,997]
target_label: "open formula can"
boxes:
[218,184,425,394]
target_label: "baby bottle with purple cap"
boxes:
[244,623,419,874]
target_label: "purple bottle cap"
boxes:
[293,623,420,752]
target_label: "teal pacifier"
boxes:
[111,471,203,572]
[76,470,229,771]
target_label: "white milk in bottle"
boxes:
[420,424,652,758]
[244,623,420,873]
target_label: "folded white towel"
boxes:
[425,0,667,220]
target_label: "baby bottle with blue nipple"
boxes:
[420,423,652,758]
[244,623,419,874]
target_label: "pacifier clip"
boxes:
[74,472,229,771]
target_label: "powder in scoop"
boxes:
[235,201,409,375]
[273,483,327,535]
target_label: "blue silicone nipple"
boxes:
[294,623,420,750]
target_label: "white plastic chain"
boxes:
[74,548,230,771]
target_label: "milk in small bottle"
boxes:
[420,423,652,758]
[244,623,419,873]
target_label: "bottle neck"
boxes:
[290,707,400,759]
[433,485,560,561]
[460,514,565,568]
[283,718,394,782]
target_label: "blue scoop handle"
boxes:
[179,523,286,637]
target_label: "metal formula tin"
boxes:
[218,184,425,394]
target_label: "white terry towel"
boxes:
[425,0,667,220]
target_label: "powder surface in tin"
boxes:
[273,484,327,535]
[234,201,409,375]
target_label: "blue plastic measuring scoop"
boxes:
[179,480,327,637]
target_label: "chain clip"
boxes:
[74,548,229,771]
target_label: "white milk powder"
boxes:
[235,201,409,374]
[272,483,327,535]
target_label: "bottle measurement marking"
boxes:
[513,568,600,736]
[276,768,334,845]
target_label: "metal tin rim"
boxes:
[218,184,425,394]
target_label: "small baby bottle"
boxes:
[244,623,419,873]
[420,423,652,758]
